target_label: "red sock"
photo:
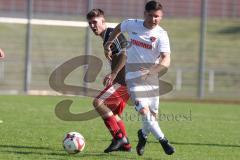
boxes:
[117,120,127,137]
[104,115,122,138]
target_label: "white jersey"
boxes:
[120,19,170,64]
[121,19,170,81]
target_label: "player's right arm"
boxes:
[103,33,127,86]
[104,19,134,58]
[104,24,122,61]
[103,54,126,87]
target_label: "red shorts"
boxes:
[96,83,129,115]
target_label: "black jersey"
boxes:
[103,28,127,86]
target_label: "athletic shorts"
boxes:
[95,83,129,115]
[133,95,159,114]
[128,84,160,114]
[125,63,160,114]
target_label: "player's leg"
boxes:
[134,99,150,156]
[93,84,123,141]
[149,98,175,155]
[147,97,165,140]
[135,98,174,155]
[93,98,113,118]
[147,112,175,155]
[103,85,131,153]
[113,86,130,139]
[115,114,131,151]
[93,102,126,153]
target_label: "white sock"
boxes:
[149,115,164,140]
[142,114,151,138]
[142,112,164,140]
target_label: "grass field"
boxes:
[0,95,239,160]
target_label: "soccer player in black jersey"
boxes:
[86,9,131,153]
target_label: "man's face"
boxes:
[87,16,106,36]
[144,10,163,29]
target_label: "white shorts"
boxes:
[134,96,159,114]
[128,85,160,114]
[125,66,160,114]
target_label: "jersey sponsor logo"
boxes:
[131,39,152,49]
[150,36,157,42]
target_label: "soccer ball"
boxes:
[63,131,85,154]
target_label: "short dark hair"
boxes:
[145,0,163,12]
[86,9,104,20]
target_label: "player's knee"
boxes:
[150,111,157,118]
[114,115,121,121]
[92,98,102,108]
[141,110,155,126]
[139,107,149,115]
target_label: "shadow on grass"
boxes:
[98,138,240,148]
[0,143,168,160]
[144,140,240,148]
[0,144,50,150]
[217,26,240,34]
[0,144,126,159]
[171,141,240,148]
[0,150,134,159]
[0,150,114,157]
[0,150,66,156]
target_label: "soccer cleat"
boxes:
[136,129,147,156]
[104,138,127,153]
[159,137,175,155]
[104,135,128,153]
[119,137,132,152]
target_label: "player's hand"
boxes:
[140,66,157,80]
[140,67,150,80]
[103,72,117,86]
[140,65,167,80]
[0,48,5,59]
[104,42,112,61]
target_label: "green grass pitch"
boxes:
[0,95,239,160]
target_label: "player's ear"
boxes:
[159,10,163,20]
[101,17,105,24]
[102,18,105,24]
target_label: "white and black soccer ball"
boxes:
[63,131,85,154]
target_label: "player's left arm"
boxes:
[144,31,171,77]
[141,52,170,79]
[159,52,171,68]
[149,52,170,76]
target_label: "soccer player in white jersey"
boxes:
[104,0,175,156]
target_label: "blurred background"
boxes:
[0,0,239,100]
